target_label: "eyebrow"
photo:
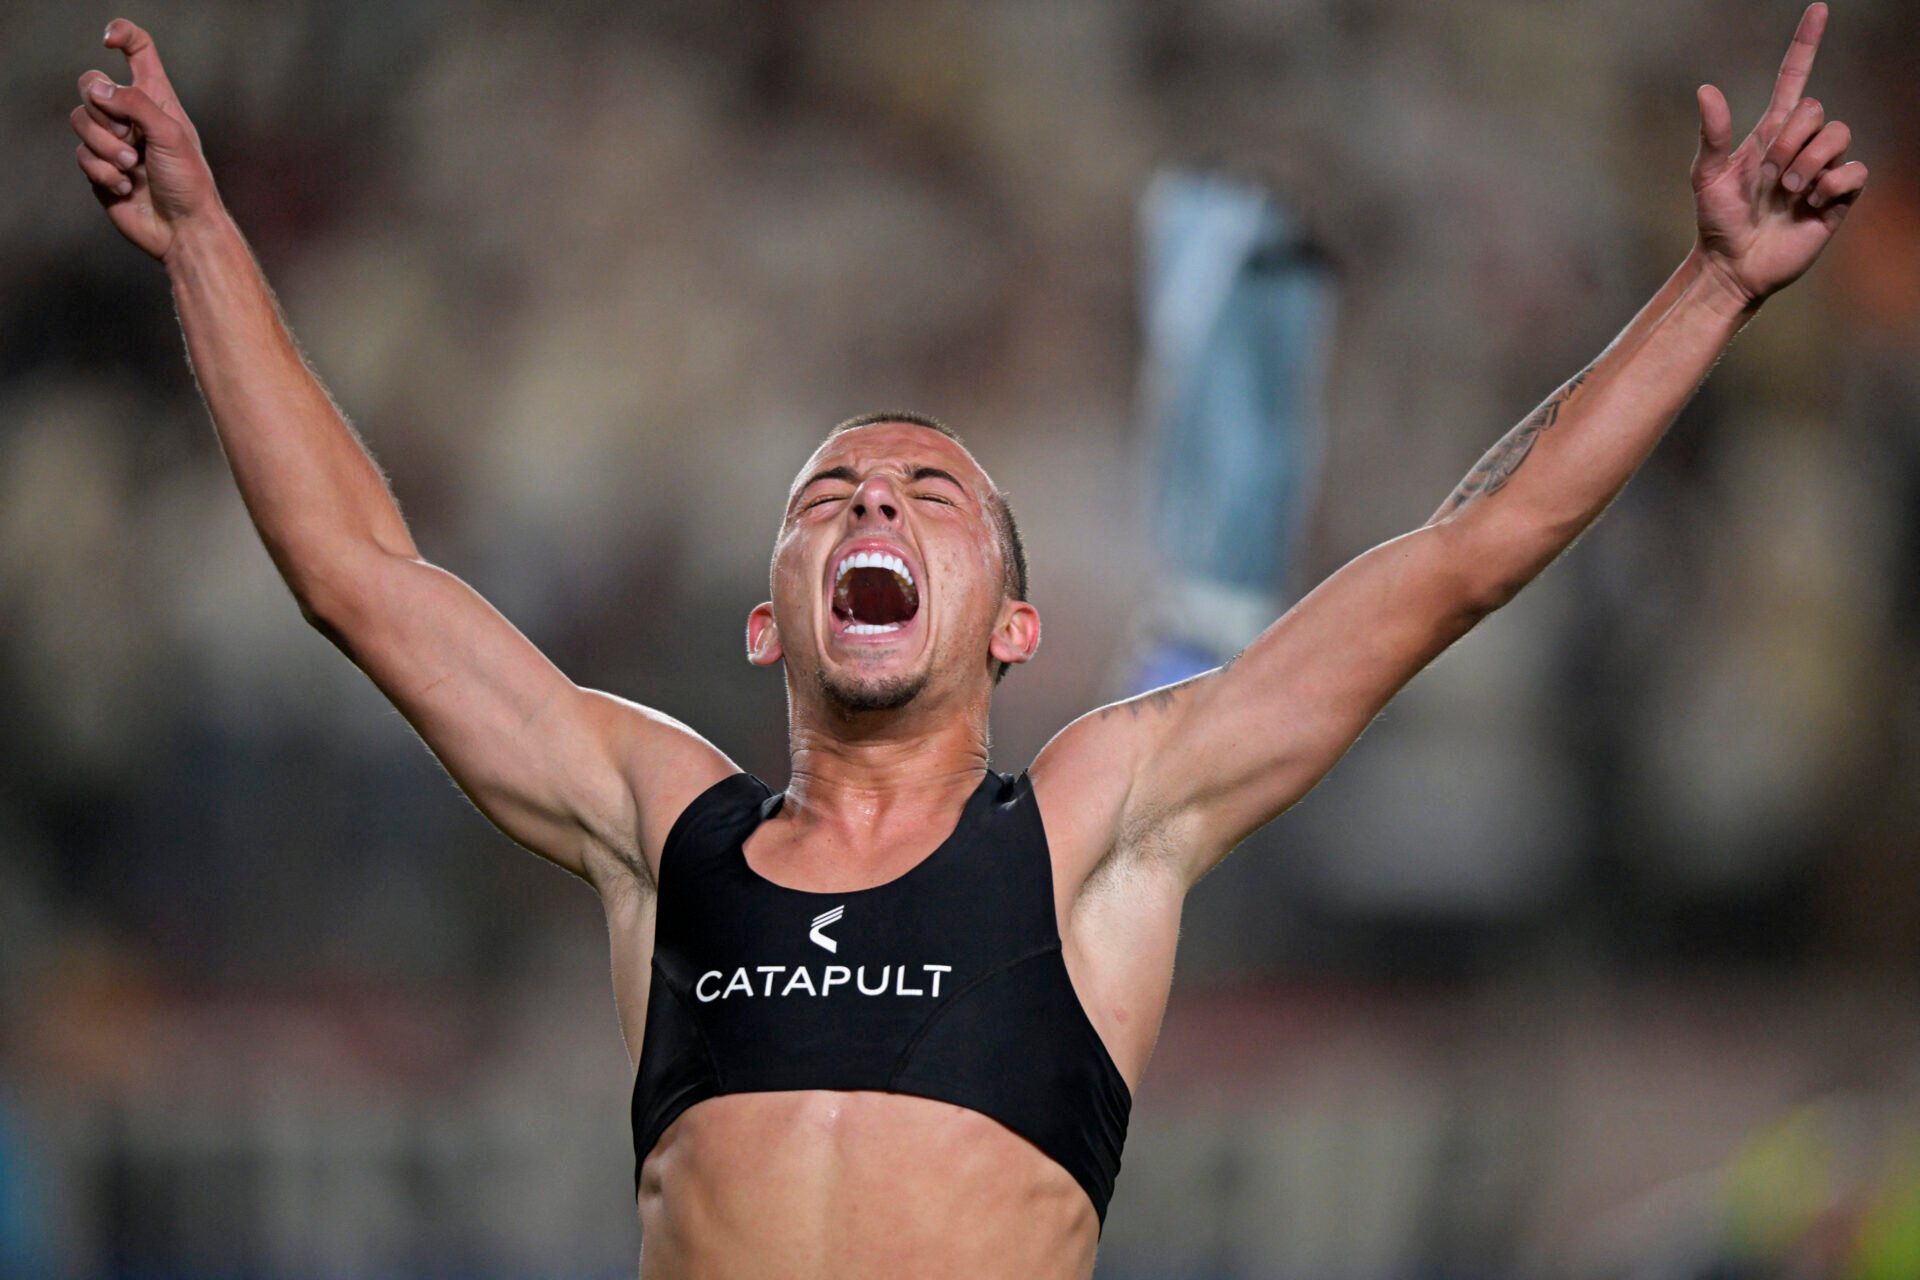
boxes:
[794,465,859,500]
[909,467,969,492]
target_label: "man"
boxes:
[70,6,1865,1276]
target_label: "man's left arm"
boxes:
[1041,3,1867,888]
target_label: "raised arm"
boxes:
[1037,3,1867,889]
[71,20,735,891]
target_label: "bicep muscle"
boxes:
[306,549,731,885]
[1120,522,1494,878]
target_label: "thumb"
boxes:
[83,79,184,149]
[1694,84,1734,174]
[104,20,180,105]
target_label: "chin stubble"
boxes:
[814,663,929,713]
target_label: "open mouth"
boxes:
[830,549,921,636]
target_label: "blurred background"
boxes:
[4,0,1918,1275]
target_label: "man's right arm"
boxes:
[75,21,736,891]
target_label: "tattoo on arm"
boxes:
[1095,672,1209,723]
[1432,362,1595,521]
[1097,684,1181,722]
[1093,644,1252,724]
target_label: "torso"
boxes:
[599,761,1188,1280]
[636,1092,1098,1280]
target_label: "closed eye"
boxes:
[907,468,969,504]
[790,464,861,517]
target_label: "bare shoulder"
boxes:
[576,688,741,897]
[1028,673,1216,905]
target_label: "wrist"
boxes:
[1686,243,1766,322]
[161,204,243,279]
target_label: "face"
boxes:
[747,423,1038,717]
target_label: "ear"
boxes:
[746,602,784,667]
[989,599,1041,670]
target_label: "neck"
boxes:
[783,696,992,834]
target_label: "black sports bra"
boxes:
[630,767,1132,1225]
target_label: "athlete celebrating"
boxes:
[71,6,1866,1276]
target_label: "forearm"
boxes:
[1428,244,1759,606]
[164,210,417,613]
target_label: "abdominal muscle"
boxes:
[637,1089,1100,1280]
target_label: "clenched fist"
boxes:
[71,19,220,262]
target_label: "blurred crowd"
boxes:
[2,0,1917,1274]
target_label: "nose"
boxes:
[850,475,901,524]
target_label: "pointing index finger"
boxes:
[103,18,176,102]
[1759,3,1827,138]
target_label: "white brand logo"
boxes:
[692,904,954,1003]
[809,905,844,954]
[694,963,953,1002]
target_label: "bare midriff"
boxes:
[637,1089,1101,1280]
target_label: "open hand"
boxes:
[1691,3,1868,308]
[71,19,218,262]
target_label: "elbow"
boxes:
[1460,541,1558,615]
[293,575,354,643]
[273,549,342,633]
[295,584,339,634]
[1426,517,1522,618]
[1468,571,1526,616]
[1432,506,1565,618]
[287,544,396,638]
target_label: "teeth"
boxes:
[834,550,913,586]
[844,622,904,635]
